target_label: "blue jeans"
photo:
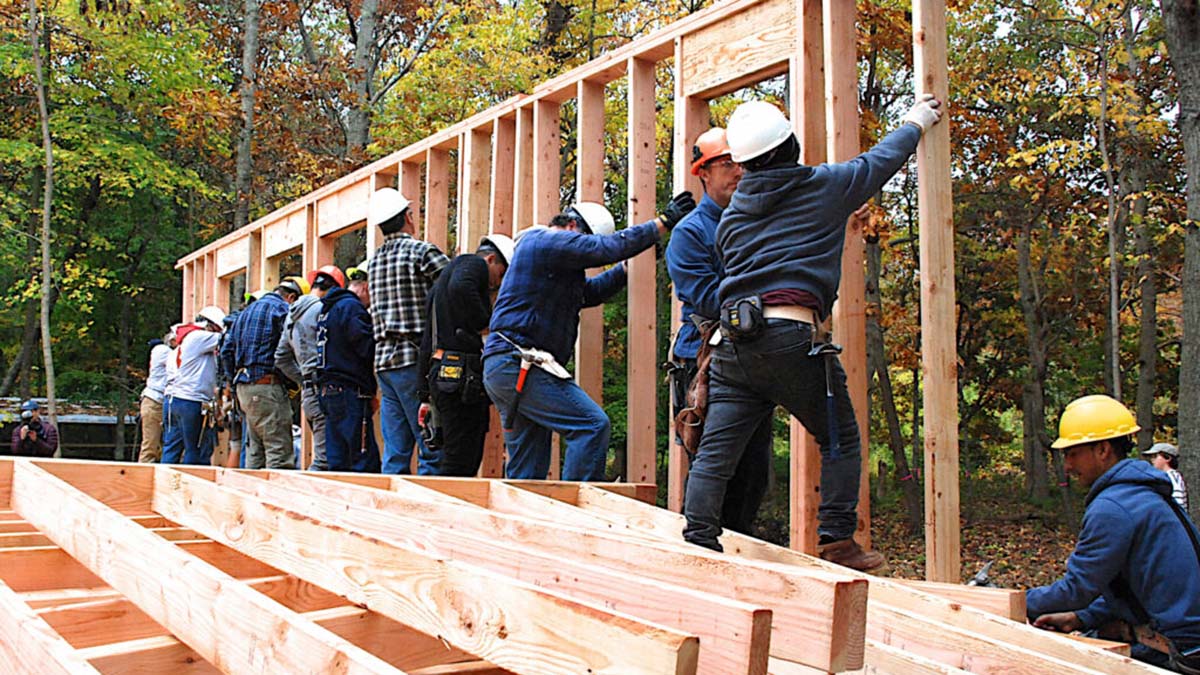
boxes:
[318,384,381,473]
[683,320,861,551]
[376,366,435,474]
[162,396,215,466]
[161,396,181,460]
[483,351,610,481]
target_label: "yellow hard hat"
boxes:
[1051,394,1140,449]
[280,276,311,296]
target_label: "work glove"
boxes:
[902,93,943,133]
[659,191,696,231]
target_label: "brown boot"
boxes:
[818,538,886,572]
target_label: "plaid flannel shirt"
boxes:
[220,291,289,384]
[368,232,449,371]
[483,221,660,365]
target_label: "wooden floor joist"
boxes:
[153,466,701,675]
[0,457,1164,674]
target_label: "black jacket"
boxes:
[316,288,376,394]
[418,254,492,398]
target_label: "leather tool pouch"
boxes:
[721,295,764,342]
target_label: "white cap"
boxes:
[726,100,794,163]
[368,188,411,228]
[480,234,516,267]
[196,305,227,331]
[1144,442,1179,457]
[568,202,615,236]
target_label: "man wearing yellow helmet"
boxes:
[1027,395,1200,671]
[220,276,307,469]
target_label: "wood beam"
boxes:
[426,148,451,251]
[182,262,195,323]
[913,0,961,584]
[490,117,516,237]
[400,160,424,245]
[153,468,700,675]
[233,468,864,672]
[823,0,871,551]
[898,580,1025,621]
[213,470,765,674]
[532,100,560,227]
[0,579,100,674]
[787,0,826,556]
[513,106,534,232]
[670,38,709,513]
[9,461,397,674]
[460,128,492,254]
[78,636,218,674]
[554,483,1157,675]
[626,57,658,484]
[575,79,606,411]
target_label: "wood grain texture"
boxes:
[786,0,826,557]
[913,0,962,584]
[898,580,1025,621]
[11,461,399,674]
[0,578,100,675]
[563,484,1161,674]
[532,100,560,227]
[680,0,794,98]
[219,467,858,672]
[426,148,451,252]
[512,106,534,232]
[575,78,606,411]
[459,128,492,255]
[400,160,423,245]
[154,467,699,675]
[76,636,219,674]
[220,470,758,674]
[489,117,516,237]
[626,56,658,485]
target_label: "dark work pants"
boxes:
[673,358,773,535]
[430,386,491,477]
[318,384,381,473]
[683,319,861,551]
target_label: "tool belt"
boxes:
[251,373,282,385]
[673,320,719,456]
[430,349,487,405]
[715,298,819,344]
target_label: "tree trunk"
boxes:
[29,0,58,441]
[114,238,145,461]
[233,0,259,231]
[2,170,43,397]
[866,236,922,534]
[1017,218,1050,500]
[1097,35,1125,402]
[1161,0,1200,523]
[345,0,379,159]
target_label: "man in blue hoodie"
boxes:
[316,277,380,473]
[1027,394,1200,671]
[666,126,770,535]
[680,96,943,569]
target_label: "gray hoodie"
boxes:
[274,293,322,384]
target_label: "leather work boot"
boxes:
[818,538,886,572]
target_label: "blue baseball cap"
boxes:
[20,399,39,411]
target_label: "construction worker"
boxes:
[1027,395,1200,672]
[1144,443,1190,511]
[316,275,380,473]
[483,195,695,480]
[221,277,307,469]
[137,329,176,463]
[417,234,515,476]
[275,265,345,471]
[163,306,226,465]
[665,127,771,535]
[11,399,58,457]
[367,188,450,474]
[680,95,943,568]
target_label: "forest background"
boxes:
[1,0,1198,579]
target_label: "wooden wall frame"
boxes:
[175,0,961,579]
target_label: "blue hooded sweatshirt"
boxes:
[1026,458,1200,644]
[315,288,376,395]
[665,193,724,360]
[715,124,920,318]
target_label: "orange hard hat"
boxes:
[690,127,732,176]
[307,265,345,289]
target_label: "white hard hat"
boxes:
[568,202,615,236]
[515,224,547,243]
[726,101,794,163]
[196,305,227,331]
[368,188,411,228]
[480,234,516,267]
